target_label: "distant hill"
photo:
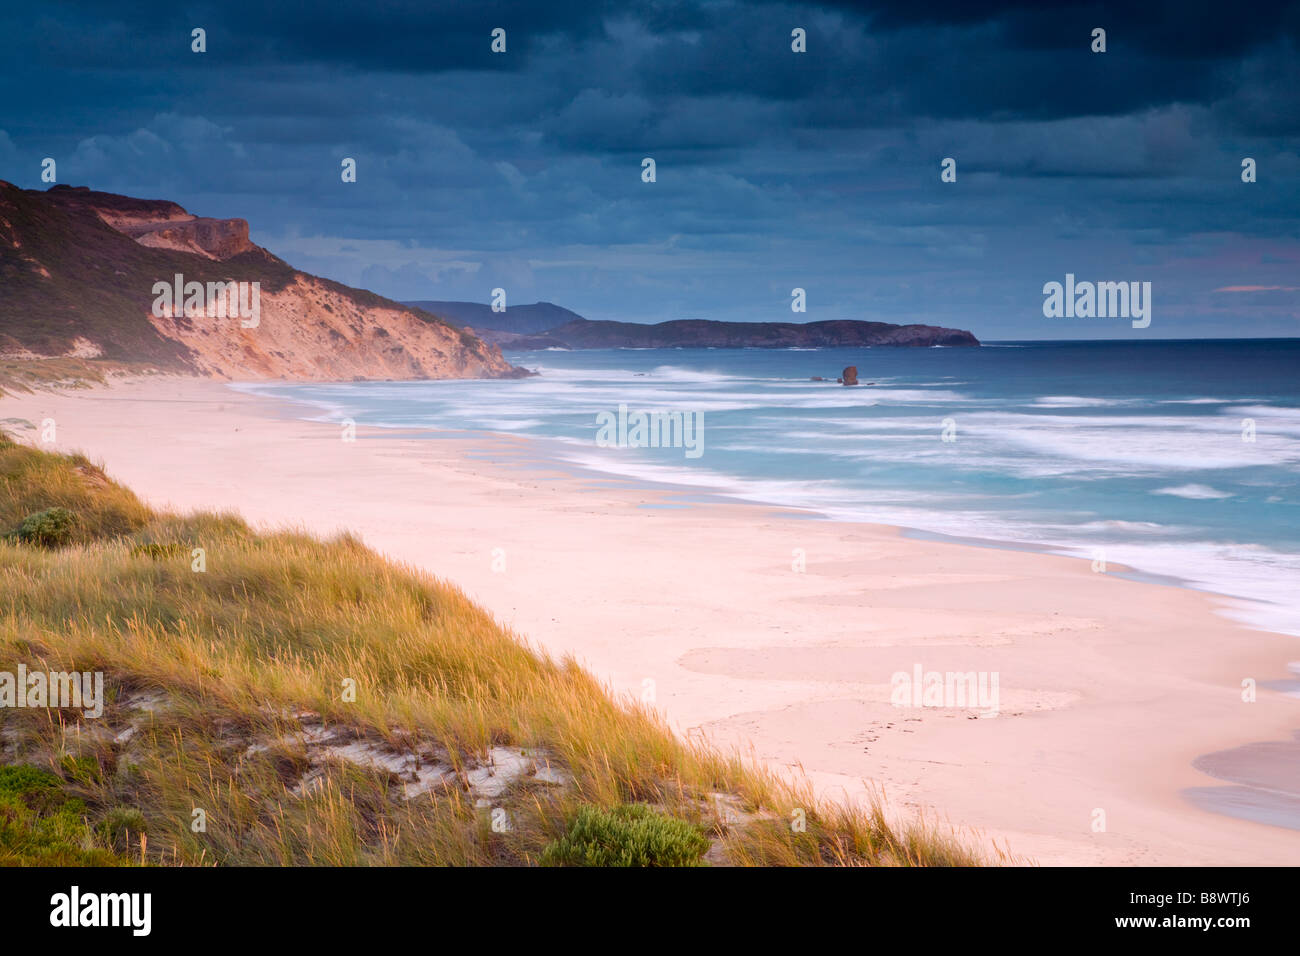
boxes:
[404,300,584,336]
[0,184,523,381]
[408,300,980,350]
[494,317,980,350]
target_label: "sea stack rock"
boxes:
[841,365,859,386]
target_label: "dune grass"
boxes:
[0,432,992,866]
[0,357,150,397]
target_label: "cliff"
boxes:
[0,183,523,381]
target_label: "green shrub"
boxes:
[0,765,128,865]
[540,804,710,867]
[0,764,66,811]
[13,506,78,547]
[98,807,148,854]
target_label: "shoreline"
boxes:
[232,369,1300,642]
[4,374,1299,864]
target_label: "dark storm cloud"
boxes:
[19,0,616,70]
[845,0,1300,55]
[1,0,1298,336]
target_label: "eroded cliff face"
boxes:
[148,275,514,381]
[0,183,523,381]
[130,218,257,260]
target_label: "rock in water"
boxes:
[841,365,859,386]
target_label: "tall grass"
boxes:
[0,432,993,866]
[0,358,159,396]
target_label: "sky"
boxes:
[1,0,1298,339]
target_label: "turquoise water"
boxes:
[237,339,1300,637]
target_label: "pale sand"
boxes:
[5,375,1299,865]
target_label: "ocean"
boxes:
[235,338,1300,638]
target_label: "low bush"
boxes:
[13,506,78,547]
[541,804,710,867]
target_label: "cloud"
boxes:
[1214,285,1300,292]
[0,130,19,171]
[0,1,1297,337]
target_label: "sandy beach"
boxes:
[4,374,1298,866]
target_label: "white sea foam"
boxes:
[236,365,1300,639]
[1060,540,1300,637]
[1066,519,1181,534]
[964,413,1300,473]
[1032,395,1128,408]
[1154,484,1233,500]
